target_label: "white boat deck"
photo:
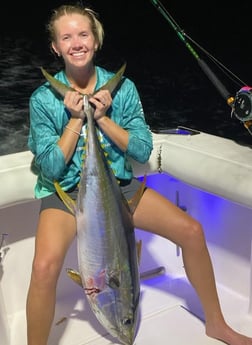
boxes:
[7,271,251,345]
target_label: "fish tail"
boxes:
[40,67,75,97]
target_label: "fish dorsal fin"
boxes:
[54,181,76,215]
[128,174,147,214]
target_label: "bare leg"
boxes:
[26,209,76,345]
[133,188,252,345]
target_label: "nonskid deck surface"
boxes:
[8,273,251,345]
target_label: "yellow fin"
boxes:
[54,181,76,215]
[66,268,83,287]
[128,174,147,214]
[136,239,142,266]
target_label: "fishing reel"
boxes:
[231,86,252,134]
[232,86,252,122]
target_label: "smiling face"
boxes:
[52,13,98,70]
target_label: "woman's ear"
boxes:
[51,42,61,57]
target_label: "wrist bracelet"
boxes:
[65,125,80,136]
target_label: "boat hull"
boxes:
[1,129,252,344]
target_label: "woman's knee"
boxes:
[183,218,205,245]
[31,253,63,285]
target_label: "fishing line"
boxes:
[150,0,252,135]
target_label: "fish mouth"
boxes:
[106,314,136,345]
[118,322,137,345]
[119,334,135,345]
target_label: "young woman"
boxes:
[26,3,252,345]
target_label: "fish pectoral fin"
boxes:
[128,174,147,214]
[66,268,83,287]
[108,274,120,289]
[136,239,142,266]
[54,181,76,215]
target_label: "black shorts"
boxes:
[40,177,147,215]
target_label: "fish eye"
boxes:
[122,317,133,325]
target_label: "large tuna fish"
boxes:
[41,64,145,345]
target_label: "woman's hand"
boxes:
[64,89,112,121]
[64,91,86,120]
[89,89,112,120]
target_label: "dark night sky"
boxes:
[5,0,251,77]
[2,0,252,95]
[5,1,252,47]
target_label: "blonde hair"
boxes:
[47,3,104,50]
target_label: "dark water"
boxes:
[1,0,252,156]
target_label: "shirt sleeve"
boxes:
[28,90,67,181]
[117,78,153,163]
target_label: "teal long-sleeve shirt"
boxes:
[28,65,153,198]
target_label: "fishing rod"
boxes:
[150,0,252,135]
